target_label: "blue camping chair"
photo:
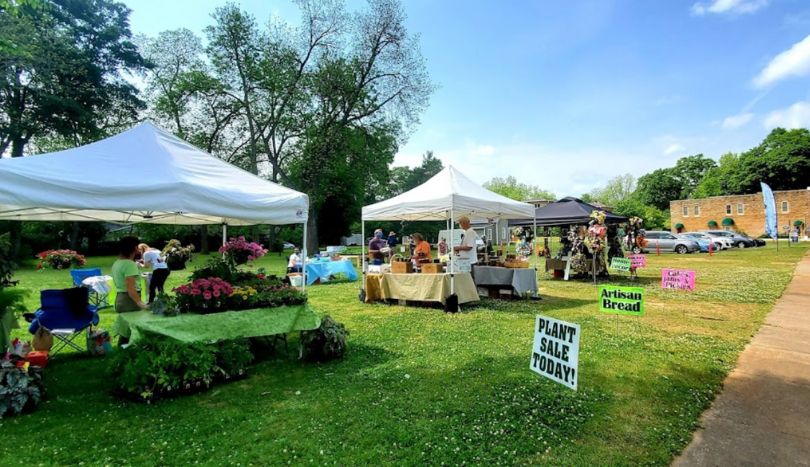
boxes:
[27,288,100,354]
[70,268,110,310]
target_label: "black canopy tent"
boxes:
[508,197,627,227]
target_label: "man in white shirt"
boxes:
[138,243,170,304]
[288,247,302,273]
[453,216,479,265]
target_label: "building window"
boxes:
[682,205,689,217]
[782,201,789,213]
[737,203,744,214]
[725,204,732,215]
[693,205,700,216]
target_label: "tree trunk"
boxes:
[69,222,81,250]
[11,136,26,158]
[306,209,318,254]
[200,225,209,254]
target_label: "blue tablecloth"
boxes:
[305,260,358,285]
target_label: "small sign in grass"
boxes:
[598,285,644,316]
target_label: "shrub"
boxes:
[0,362,45,418]
[190,256,238,283]
[219,236,267,265]
[1,288,29,353]
[36,249,86,270]
[173,278,233,313]
[109,334,252,402]
[300,315,348,361]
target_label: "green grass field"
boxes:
[1,244,807,465]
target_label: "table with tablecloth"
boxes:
[112,305,322,343]
[364,272,479,305]
[472,266,538,297]
[305,259,358,285]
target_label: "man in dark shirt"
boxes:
[369,229,387,265]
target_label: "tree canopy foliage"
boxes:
[483,176,555,202]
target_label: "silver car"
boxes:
[643,231,701,254]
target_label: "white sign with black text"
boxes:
[530,315,580,390]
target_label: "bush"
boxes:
[109,334,252,402]
[0,362,45,418]
[300,315,348,361]
[1,288,28,353]
[0,233,16,286]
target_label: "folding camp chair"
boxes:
[27,288,100,354]
[70,268,111,310]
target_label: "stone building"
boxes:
[670,189,810,236]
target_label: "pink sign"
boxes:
[628,254,646,268]
[661,268,696,291]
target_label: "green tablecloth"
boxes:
[112,305,322,344]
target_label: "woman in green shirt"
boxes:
[112,236,148,313]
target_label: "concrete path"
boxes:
[674,253,810,467]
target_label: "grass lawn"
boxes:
[1,244,807,465]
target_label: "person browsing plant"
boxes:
[137,243,170,304]
[112,236,148,314]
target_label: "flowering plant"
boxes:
[36,249,86,270]
[173,277,234,313]
[219,236,267,265]
[228,286,259,309]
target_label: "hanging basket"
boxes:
[707,220,718,228]
[721,217,734,226]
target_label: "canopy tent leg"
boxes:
[302,220,308,293]
[361,220,366,292]
[533,217,538,270]
[222,223,227,247]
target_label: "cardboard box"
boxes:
[391,261,413,274]
[420,263,443,274]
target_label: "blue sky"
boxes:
[122,0,810,196]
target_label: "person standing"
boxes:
[138,243,170,304]
[112,236,148,313]
[453,216,479,265]
[368,229,387,265]
[438,237,448,256]
[287,247,303,273]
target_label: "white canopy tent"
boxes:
[360,165,536,307]
[0,121,311,288]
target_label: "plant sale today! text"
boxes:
[530,315,580,390]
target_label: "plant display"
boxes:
[227,286,259,309]
[300,315,349,361]
[109,335,252,403]
[150,293,180,317]
[1,288,29,353]
[219,236,267,265]
[0,360,45,418]
[36,249,86,270]
[173,277,233,313]
[162,239,195,271]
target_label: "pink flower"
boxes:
[213,290,221,298]
[203,291,212,300]
[191,288,201,296]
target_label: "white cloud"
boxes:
[664,143,685,155]
[753,34,810,88]
[691,0,768,16]
[764,101,810,129]
[721,112,754,129]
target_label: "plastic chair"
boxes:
[27,288,100,354]
[70,267,110,310]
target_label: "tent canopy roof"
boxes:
[362,165,535,221]
[0,122,308,225]
[509,196,627,227]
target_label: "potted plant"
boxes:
[36,249,86,270]
[162,239,195,271]
[219,236,267,265]
[173,277,234,313]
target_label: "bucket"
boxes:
[288,274,303,287]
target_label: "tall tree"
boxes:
[483,176,555,202]
[588,174,636,208]
[635,168,682,211]
[736,128,810,193]
[672,154,716,199]
[0,0,146,157]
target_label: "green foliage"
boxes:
[587,174,636,207]
[613,196,669,230]
[0,363,45,418]
[635,168,682,210]
[0,287,28,352]
[0,232,15,286]
[300,315,348,361]
[794,220,805,228]
[109,334,252,402]
[708,220,719,228]
[150,293,180,317]
[483,176,555,202]
[672,154,717,198]
[189,256,238,283]
[0,0,147,156]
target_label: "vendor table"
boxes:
[472,266,538,297]
[364,272,479,305]
[305,259,358,285]
[112,305,321,343]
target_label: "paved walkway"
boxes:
[674,253,810,467]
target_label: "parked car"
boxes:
[283,242,295,249]
[679,232,732,251]
[676,234,711,252]
[703,230,757,248]
[641,231,701,254]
